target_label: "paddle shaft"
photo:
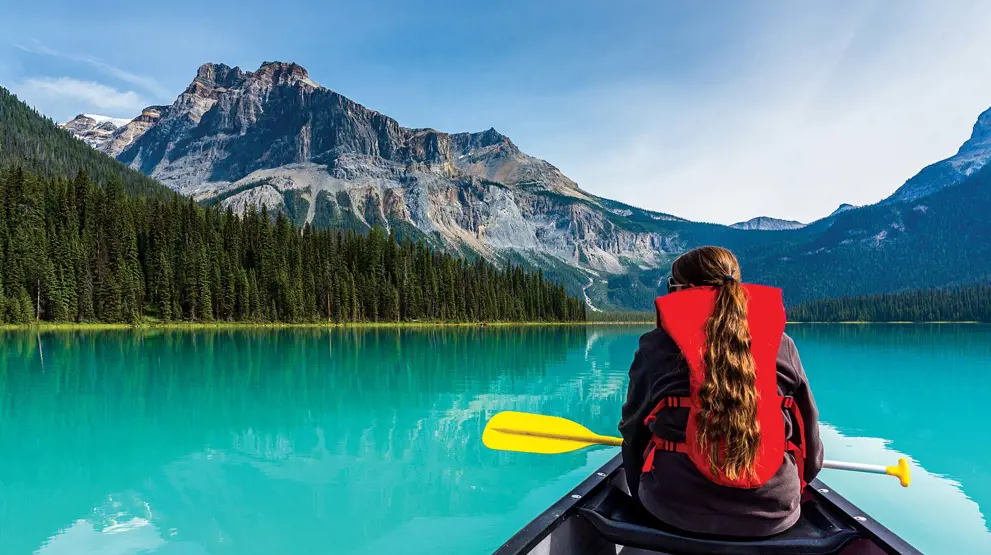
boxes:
[490,427,623,446]
[823,460,887,475]
[497,427,890,475]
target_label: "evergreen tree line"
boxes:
[0,87,170,199]
[586,311,654,323]
[0,165,586,324]
[787,283,991,322]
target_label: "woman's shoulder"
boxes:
[636,327,683,367]
[780,332,798,353]
[776,332,806,391]
[639,326,677,351]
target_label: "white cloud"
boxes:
[14,77,148,116]
[14,41,172,99]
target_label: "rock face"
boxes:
[886,106,991,203]
[82,61,703,302]
[100,106,165,157]
[730,216,805,231]
[61,114,132,150]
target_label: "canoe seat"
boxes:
[577,484,859,555]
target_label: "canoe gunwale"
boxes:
[809,479,921,555]
[493,456,623,555]
[493,454,920,555]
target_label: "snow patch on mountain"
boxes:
[82,114,132,127]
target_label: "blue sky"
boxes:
[3,0,991,224]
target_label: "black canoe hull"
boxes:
[494,455,921,555]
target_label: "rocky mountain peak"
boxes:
[61,113,132,150]
[885,104,991,204]
[450,127,516,155]
[730,216,805,231]
[829,203,857,217]
[190,63,244,92]
[956,105,991,154]
[255,61,312,82]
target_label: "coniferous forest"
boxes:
[0,165,586,324]
[0,86,585,324]
[787,283,991,322]
[0,87,169,198]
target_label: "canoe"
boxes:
[494,455,921,555]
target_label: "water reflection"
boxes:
[789,324,991,553]
[0,327,631,555]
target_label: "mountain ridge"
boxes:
[730,216,805,231]
[886,105,991,203]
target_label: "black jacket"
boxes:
[619,327,824,537]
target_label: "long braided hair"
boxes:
[670,246,759,480]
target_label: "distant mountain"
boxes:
[885,106,991,203]
[730,216,805,231]
[739,159,991,305]
[0,87,169,198]
[828,203,857,217]
[61,114,132,150]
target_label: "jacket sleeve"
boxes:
[619,346,651,496]
[780,335,824,483]
[619,329,677,496]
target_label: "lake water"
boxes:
[0,325,988,555]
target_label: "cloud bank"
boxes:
[13,77,147,116]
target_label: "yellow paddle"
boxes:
[483,411,911,487]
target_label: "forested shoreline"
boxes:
[0,165,586,324]
[787,284,991,323]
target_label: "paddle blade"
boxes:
[482,411,621,454]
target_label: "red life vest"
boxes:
[641,284,808,490]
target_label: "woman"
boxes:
[619,246,823,537]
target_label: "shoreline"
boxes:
[0,320,982,332]
[0,321,647,332]
[0,320,982,331]
[786,320,982,325]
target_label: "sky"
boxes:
[3,0,991,224]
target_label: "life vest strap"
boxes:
[642,396,809,489]
[642,436,689,473]
[782,396,807,490]
[644,396,691,425]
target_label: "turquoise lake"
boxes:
[0,325,989,554]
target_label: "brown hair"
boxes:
[670,246,759,480]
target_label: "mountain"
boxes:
[56,61,991,310]
[1,87,583,325]
[61,114,132,149]
[738,158,991,305]
[730,216,805,231]
[885,106,991,203]
[64,61,779,309]
[828,203,857,217]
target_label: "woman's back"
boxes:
[618,246,824,537]
[620,327,823,536]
